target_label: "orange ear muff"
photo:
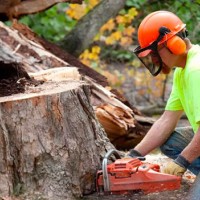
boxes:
[166,36,186,55]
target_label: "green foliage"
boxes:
[100,46,135,63]
[131,0,200,44]
[19,3,76,43]
[171,1,200,43]
[17,0,200,47]
[125,0,147,8]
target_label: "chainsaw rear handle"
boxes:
[134,156,146,161]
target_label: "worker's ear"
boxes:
[166,36,186,55]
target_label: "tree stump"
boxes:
[0,68,114,199]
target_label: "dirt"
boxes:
[0,61,43,97]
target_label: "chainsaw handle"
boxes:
[104,149,121,160]
[137,156,146,161]
[102,149,121,192]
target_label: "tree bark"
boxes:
[0,68,114,199]
[60,0,127,57]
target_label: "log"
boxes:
[0,0,83,20]
[0,21,68,72]
[0,67,114,199]
[0,19,155,146]
[11,20,109,87]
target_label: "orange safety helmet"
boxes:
[137,10,186,57]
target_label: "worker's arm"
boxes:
[133,110,183,156]
[181,126,200,163]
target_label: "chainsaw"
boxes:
[96,149,181,195]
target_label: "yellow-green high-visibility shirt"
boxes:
[165,44,200,133]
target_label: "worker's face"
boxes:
[155,44,177,74]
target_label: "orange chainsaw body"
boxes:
[97,157,181,194]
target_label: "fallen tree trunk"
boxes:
[0,20,155,149]
[10,21,155,149]
[0,0,83,20]
[11,20,109,87]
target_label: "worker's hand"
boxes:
[163,155,190,176]
[125,149,145,160]
[163,160,186,176]
[127,149,142,157]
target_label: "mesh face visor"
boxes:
[133,33,164,76]
[134,43,163,76]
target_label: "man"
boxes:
[129,10,200,177]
